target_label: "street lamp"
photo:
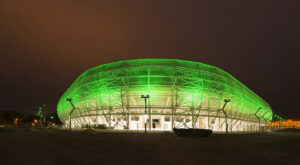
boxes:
[141,95,150,133]
[67,98,76,131]
[254,107,262,132]
[221,99,230,134]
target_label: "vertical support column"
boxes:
[207,96,210,129]
[126,91,130,129]
[267,114,273,131]
[171,105,174,129]
[69,115,71,131]
[120,67,131,130]
[125,68,131,129]
[207,110,210,129]
[147,67,151,131]
[171,87,178,129]
[171,68,178,129]
[238,120,241,133]
[107,92,112,128]
[148,100,151,131]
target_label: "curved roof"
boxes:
[57,58,272,120]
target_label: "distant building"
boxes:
[269,119,300,129]
[57,59,273,132]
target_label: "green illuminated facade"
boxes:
[57,59,272,132]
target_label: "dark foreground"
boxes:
[0,128,299,165]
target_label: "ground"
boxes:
[0,128,299,165]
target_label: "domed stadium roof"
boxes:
[57,59,272,124]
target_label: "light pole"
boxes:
[261,111,268,132]
[221,99,230,134]
[141,95,150,133]
[67,98,76,131]
[254,107,262,132]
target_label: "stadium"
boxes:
[57,59,273,133]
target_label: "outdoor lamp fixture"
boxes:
[254,107,262,132]
[222,99,230,134]
[141,95,150,133]
[67,98,76,131]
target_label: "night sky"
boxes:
[0,1,299,118]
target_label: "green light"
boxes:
[50,116,54,119]
[57,59,273,123]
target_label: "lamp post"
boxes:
[67,98,76,131]
[141,95,150,133]
[254,107,262,132]
[221,99,230,134]
[261,111,268,132]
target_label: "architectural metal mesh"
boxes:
[57,59,273,132]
